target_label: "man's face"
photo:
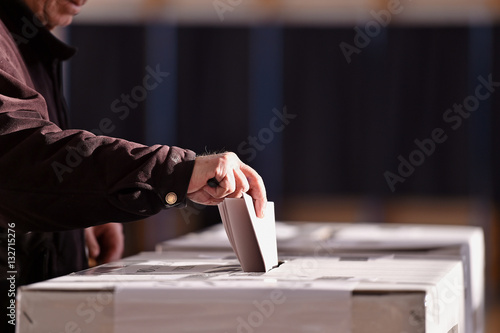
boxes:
[23,0,87,30]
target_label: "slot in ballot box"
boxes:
[157,221,484,333]
[17,251,464,333]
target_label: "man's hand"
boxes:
[187,152,267,218]
[85,223,124,265]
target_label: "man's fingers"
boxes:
[101,246,122,264]
[240,163,267,218]
[84,227,100,259]
[191,190,224,205]
[187,152,267,215]
[226,168,249,198]
[102,223,124,263]
[206,168,236,199]
[253,197,267,219]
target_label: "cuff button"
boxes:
[165,192,177,205]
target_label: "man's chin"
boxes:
[46,16,74,30]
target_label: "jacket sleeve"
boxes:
[0,39,196,233]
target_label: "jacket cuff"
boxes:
[159,147,196,209]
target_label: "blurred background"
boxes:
[59,0,499,330]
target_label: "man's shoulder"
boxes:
[0,18,35,89]
[0,17,14,51]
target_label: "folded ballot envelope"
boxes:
[217,193,278,272]
[157,221,484,333]
[17,251,464,333]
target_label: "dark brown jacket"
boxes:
[0,0,195,293]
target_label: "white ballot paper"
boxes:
[217,193,278,272]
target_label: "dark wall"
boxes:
[283,27,473,196]
[68,25,148,144]
[67,24,500,211]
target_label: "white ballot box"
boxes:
[17,252,464,333]
[157,221,484,333]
